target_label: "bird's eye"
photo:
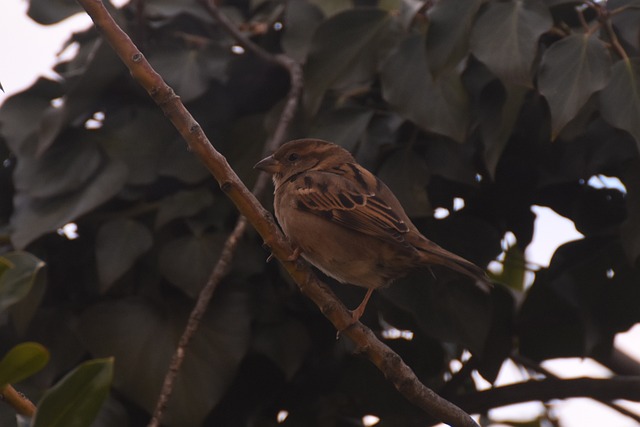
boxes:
[287,153,299,162]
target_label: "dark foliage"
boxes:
[1,0,640,426]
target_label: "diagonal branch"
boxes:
[76,1,479,426]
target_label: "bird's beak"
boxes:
[254,155,281,174]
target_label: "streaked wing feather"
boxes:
[294,168,409,245]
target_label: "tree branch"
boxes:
[76,1,478,426]
[514,354,640,424]
[0,385,36,417]
[453,376,640,415]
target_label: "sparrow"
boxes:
[255,138,491,322]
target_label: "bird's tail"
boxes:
[412,237,492,292]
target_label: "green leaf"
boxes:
[13,132,103,198]
[252,319,311,380]
[304,9,396,114]
[377,149,431,218]
[598,58,640,150]
[10,160,128,249]
[538,34,612,139]
[0,342,49,387]
[496,245,527,291]
[308,0,351,17]
[35,40,126,156]
[0,79,64,152]
[96,219,153,291]
[27,0,83,25]
[281,0,325,62]
[155,188,215,228]
[381,271,492,354]
[80,293,250,427]
[32,358,113,427]
[0,252,46,313]
[426,0,482,76]
[481,83,529,178]
[10,262,48,336]
[381,35,470,142]
[101,107,178,186]
[309,106,374,151]
[470,0,552,87]
[157,137,210,184]
[158,233,225,297]
[148,45,231,102]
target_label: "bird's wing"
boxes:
[292,164,410,246]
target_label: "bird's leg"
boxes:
[350,288,374,323]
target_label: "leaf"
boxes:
[380,271,492,354]
[0,252,46,313]
[497,245,527,291]
[35,40,126,156]
[620,160,640,265]
[32,358,113,427]
[0,79,64,152]
[609,0,640,52]
[377,149,431,218]
[0,342,49,387]
[27,0,83,25]
[252,319,311,380]
[101,107,179,186]
[598,58,640,150]
[304,9,396,114]
[470,0,552,87]
[481,83,529,178]
[9,261,48,336]
[80,293,250,427]
[308,0,351,17]
[148,45,231,102]
[538,34,612,139]
[157,137,210,184]
[13,132,103,198]
[281,0,325,62]
[158,233,225,298]
[392,0,427,30]
[426,0,482,76]
[381,35,470,142]
[309,106,374,151]
[155,188,215,228]
[95,219,153,291]
[10,160,128,249]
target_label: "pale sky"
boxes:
[2,2,639,426]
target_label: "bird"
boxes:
[254,138,491,322]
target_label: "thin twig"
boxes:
[76,1,479,426]
[147,7,303,427]
[199,0,277,66]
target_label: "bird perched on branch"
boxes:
[255,139,491,322]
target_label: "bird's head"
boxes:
[254,139,355,186]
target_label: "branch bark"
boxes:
[0,385,36,417]
[76,1,479,426]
